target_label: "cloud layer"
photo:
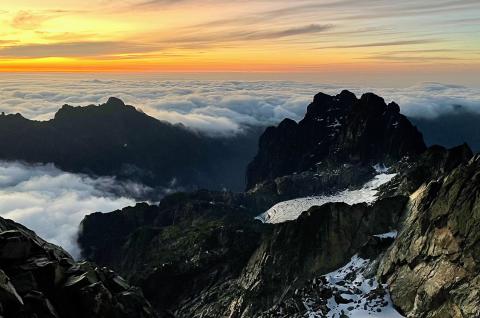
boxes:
[0,161,149,258]
[0,76,480,257]
[0,75,479,136]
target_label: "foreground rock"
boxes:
[0,216,157,318]
[378,154,480,317]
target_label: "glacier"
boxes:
[256,172,396,224]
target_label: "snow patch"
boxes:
[256,173,395,224]
[373,231,398,239]
[373,163,389,173]
[327,119,342,128]
[302,255,404,317]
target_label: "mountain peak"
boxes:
[357,92,386,114]
[105,97,126,107]
[338,89,357,103]
[306,91,357,120]
[246,90,426,189]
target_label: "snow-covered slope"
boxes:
[256,172,396,224]
[302,255,404,318]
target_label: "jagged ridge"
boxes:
[246,90,426,189]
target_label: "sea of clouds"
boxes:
[0,74,479,256]
[0,161,153,258]
[1,75,479,136]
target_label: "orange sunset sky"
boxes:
[0,0,479,79]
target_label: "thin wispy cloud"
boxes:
[11,10,49,29]
[0,0,479,72]
[10,9,81,30]
[243,24,334,40]
[316,39,440,49]
[0,41,163,58]
[135,0,188,7]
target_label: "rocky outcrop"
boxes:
[221,196,407,317]
[246,163,375,212]
[378,143,473,198]
[78,191,265,315]
[262,252,397,317]
[0,216,157,318]
[78,191,262,266]
[246,91,426,190]
[78,192,408,317]
[378,154,480,317]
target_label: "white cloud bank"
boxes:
[0,75,479,259]
[0,161,148,258]
[1,74,478,136]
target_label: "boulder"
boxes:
[0,217,157,318]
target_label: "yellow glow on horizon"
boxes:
[0,0,479,74]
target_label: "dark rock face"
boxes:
[78,191,261,267]
[378,143,473,197]
[246,90,426,190]
[221,196,407,317]
[378,155,480,317]
[78,193,408,317]
[263,236,397,318]
[246,164,375,212]
[0,217,157,318]
[0,98,262,192]
[78,191,265,315]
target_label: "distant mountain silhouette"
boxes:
[0,97,261,193]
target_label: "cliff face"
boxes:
[0,216,157,318]
[378,155,480,317]
[78,191,265,315]
[220,196,408,317]
[378,143,473,197]
[77,188,409,317]
[246,91,426,190]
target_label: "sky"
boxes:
[0,0,479,82]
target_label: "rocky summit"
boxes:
[246,90,426,190]
[244,91,426,212]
